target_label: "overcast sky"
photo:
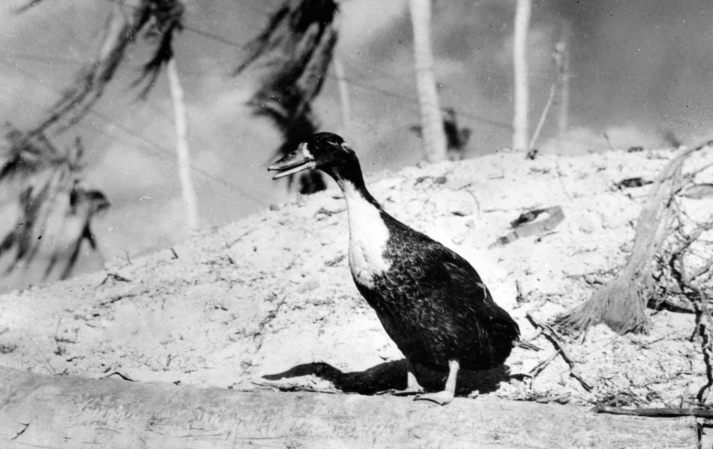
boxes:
[1,0,712,281]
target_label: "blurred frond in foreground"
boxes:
[3,0,183,286]
[0,128,109,283]
[235,0,339,194]
[25,0,185,136]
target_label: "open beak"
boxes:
[267,143,316,180]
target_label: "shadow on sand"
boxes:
[262,359,511,396]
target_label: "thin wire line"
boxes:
[7,0,514,131]
[178,21,513,130]
[0,58,267,205]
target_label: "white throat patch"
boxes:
[341,181,392,288]
[301,143,314,159]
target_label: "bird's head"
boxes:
[268,132,358,180]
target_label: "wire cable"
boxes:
[0,58,267,205]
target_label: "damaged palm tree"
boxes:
[556,141,713,334]
[0,127,109,282]
[235,0,339,194]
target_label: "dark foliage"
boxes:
[235,0,339,194]
[133,0,185,98]
[0,127,109,281]
[411,108,471,161]
[23,0,185,135]
[442,108,471,159]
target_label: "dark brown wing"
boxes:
[375,213,519,369]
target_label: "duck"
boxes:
[268,132,520,405]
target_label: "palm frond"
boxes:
[15,0,44,14]
[0,128,109,281]
[235,0,338,76]
[26,0,184,135]
[132,0,185,99]
[236,0,339,194]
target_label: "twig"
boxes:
[528,351,559,379]
[696,288,713,402]
[251,380,338,394]
[529,83,557,152]
[634,333,675,349]
[228,229,254,247]
[527,313,592,391]
[98,272,132,286]
[103,371,135,382]
[592,405,713,418]
[535,392,571,404]
[21,331,56,376]
[10,422,30,440]
[99,293,138,307]
[603,132,619,151]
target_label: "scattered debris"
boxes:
[681,183,713,199]
[98,273,132,286]
[526,313,592,392]
[615,177,653,189]
[494,206,565,246]
[103,371,135,382]
[557,141,713,335]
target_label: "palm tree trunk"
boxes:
[166,58,200,232]
[512,0,532,152]
[409,0,447,162]
[332,54,353,140]
[557,21,571,138]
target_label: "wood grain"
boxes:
[0,366,698,448]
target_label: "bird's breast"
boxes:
[343,185,392,289]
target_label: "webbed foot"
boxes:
[376,385,425,396]
[414,390,455,406]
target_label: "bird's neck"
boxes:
[327,161,381,210]
[329,161,393,289]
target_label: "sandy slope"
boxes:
[0,148,710,407]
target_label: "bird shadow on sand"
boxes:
[260,359,511,397]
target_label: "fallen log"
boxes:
[0,366,697,448]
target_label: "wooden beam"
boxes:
[0,366,697,448]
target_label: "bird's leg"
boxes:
[376,359,425,396]
[415,359,459,405]
[394,359,426,395]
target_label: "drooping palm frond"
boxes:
[236,0,339,194]
[0,127,109,282]
[132,0,185,99]
[235,0,339,77]
[25,0,184,136]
